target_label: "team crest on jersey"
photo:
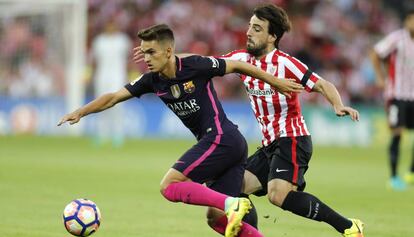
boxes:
[183,81,195,93]
[170,84,181,98]
[269,66,277,75]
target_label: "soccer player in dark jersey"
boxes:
[133,4,364,237]
[58,24,303,237]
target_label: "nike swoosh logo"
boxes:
[233,200,240,212]
[156,91,168,96]
[355,220,362,233]
[275,168,289,173]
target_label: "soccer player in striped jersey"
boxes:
[370,8,414,190]
[219,4,363,237]
[59,24,303,237]
[133,4,363,237]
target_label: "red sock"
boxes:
[162,182,227,210]
[212,215,263,237]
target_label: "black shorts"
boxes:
[173,129,248,197]
[387,99,414,129]
[246,136,313,196]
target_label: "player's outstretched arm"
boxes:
[57,88,133,126]
[312,79,359,121]
[224,59,303,98]
[368,48,386,89]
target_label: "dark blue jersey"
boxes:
[125,55,238,140]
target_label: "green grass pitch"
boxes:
[1,135,413,237]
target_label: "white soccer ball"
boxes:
[63,198,101,236]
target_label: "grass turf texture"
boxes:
[1,135,413,237]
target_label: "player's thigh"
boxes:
[404,101,414,129]
[268,136,312,192]
[243,148,270,196]
[387,99,405,129]
[173,131,247,184]
[207,158,246,197]
[242,170,262,195]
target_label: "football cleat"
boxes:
[343,218,364,237]
[403,172,414,185]
[389,176,407,191]
[224,197,252,237]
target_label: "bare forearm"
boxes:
[369,50,385,80]
[317,80,344,108]
[78,93,118,117]
[232,61,276,85]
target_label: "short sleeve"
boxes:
[220,49,249,62]
[124,73,153,97]
[282,56,321,92]
[192,55,226,78]
[374,30,401,59]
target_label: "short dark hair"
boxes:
[253,4,291,48]
[137,24,174,43]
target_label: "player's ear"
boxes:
[165,46,173,58]
[268,34,277,45]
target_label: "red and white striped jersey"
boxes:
[222,49,321,146]
[374,29,414,101]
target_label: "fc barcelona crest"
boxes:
[183,81,195,93]
[170,84,181,98]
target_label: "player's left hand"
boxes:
[334,106,359,121]
[57,110,83,126]
[273,78,304,98]
[133,46,144,64]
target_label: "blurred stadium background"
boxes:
[1,0,410,144]
[0,0,413,237]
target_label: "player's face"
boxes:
[246,15,276,57]
[405,14,414,32]
[140,40,171,72]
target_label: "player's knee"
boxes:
[267,189,285,207]
[267,185,293,207]
[159,180,176,200]
[159,182,169,195]
[206,209,218,227]
[206,208,226,232]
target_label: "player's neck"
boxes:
[160,56,177,79]
[256,45,276,60]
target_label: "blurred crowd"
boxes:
[0,0,408,105]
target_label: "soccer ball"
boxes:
[63,198,101,236]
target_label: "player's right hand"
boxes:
[57,110,82,126]
[274,78,304,98]
[132,46,144,64]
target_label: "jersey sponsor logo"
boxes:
[207,56,219,68]
[246,88,276,96]
[183,81,195,93]
[130,75,143,85]
[166,99,201,117]
[170,84,181,98]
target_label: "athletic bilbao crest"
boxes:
[183,81,195,93]
[170,84,181,98]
